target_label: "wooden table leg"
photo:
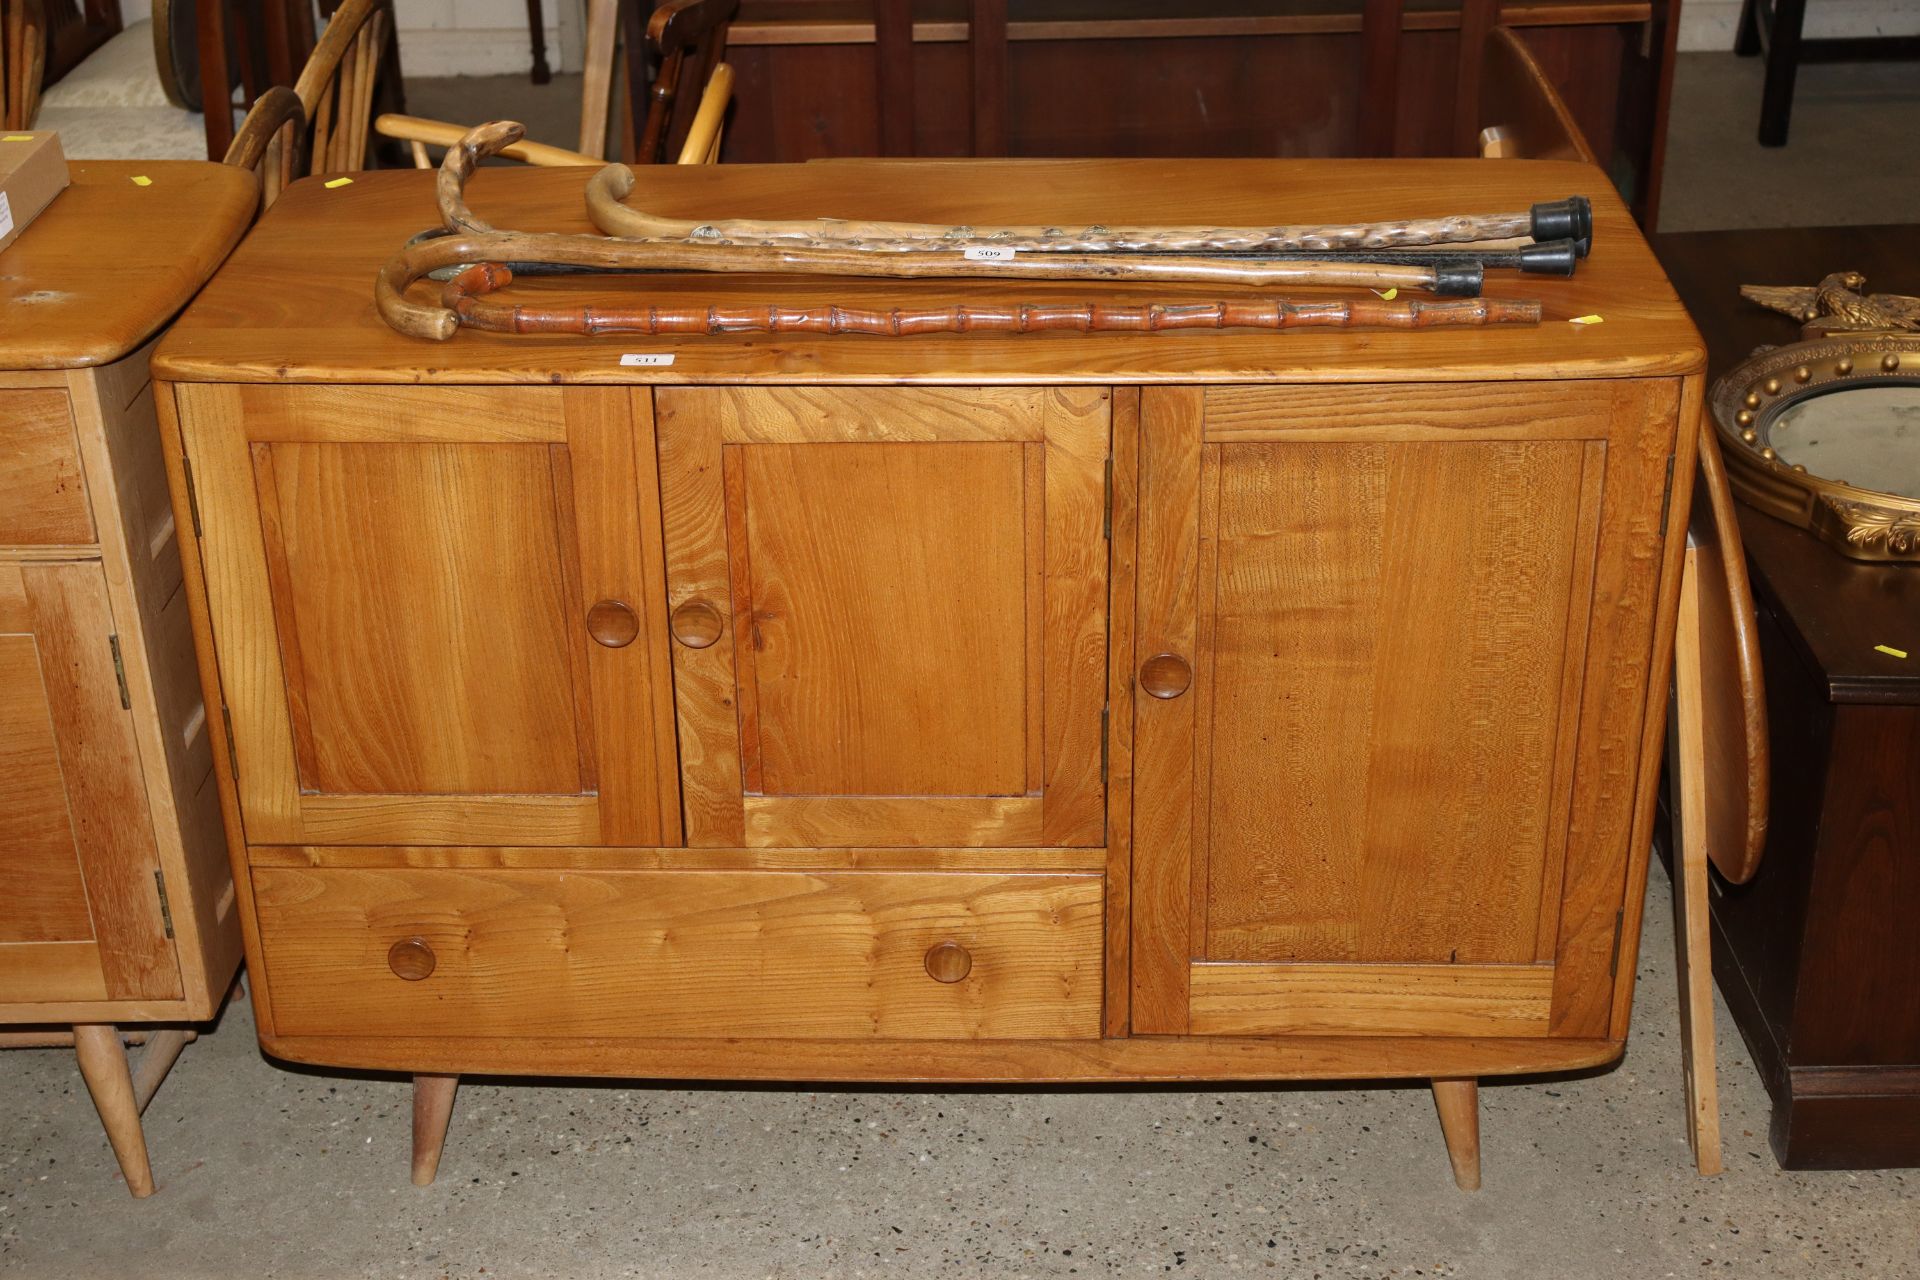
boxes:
[578,0,619,158]
[1430,1077,1481,1191]
[1671,545,1725,1176]
[195,0,232,160]
[411,1073,460,1186]
[73,1025,156,1198]
[527,0,551,84]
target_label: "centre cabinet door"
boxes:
[174,384,682,848]
[653,387,1109,848]
[1130,381,1680,1041]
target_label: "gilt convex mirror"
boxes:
[1709,335,1920,562]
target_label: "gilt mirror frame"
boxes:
[1708,333,1920,562]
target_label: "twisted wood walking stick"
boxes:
[376,122,1547,342]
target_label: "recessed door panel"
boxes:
[178,385,680,847]
[655,386,1109,848]
[1131,380,1681,1038]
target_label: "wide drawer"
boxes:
[0,390,93,545]
[253,867,1104,1040]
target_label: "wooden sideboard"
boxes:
[1,159,256,1196]
[152,158,1703,1189]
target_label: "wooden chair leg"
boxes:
[1671,547,1725,1175]
[411,1073,460,1186]
[72,1025,156,1198]
[1430,1077,1481,1191]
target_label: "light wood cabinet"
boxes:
[1,159,258,1198]
[154,158,1705,1191]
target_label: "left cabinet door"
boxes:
[0,560,179,1002]
[175,385,681,848]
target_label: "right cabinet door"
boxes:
[1131,381,1680,1039]
[654,386,1110,849]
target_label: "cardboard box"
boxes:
[0,132,71,255]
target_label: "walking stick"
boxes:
[376,122,1548,342]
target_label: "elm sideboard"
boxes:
[2,158,256,1196]
[150,157,1704,1189]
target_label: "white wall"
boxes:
[122,1,586,76]
[1679,0,1920,51]
[391,0,582,76]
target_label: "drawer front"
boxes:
[254,867,1104,1040]
[0,390,93,545]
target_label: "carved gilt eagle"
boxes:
[1742,271,1920,334]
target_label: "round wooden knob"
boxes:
[924,940,973,984]
[1140,652,1192,699]
[669,599,724,649]
[586,599,639,648]
[387,937,436,981]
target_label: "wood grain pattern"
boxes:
[0,390,93,544]
[696,384,1050,443]
[150,161,1702,389]
[1570,376,1689,1040]
[179,383,677,848]
[1039,388,1109,846]
[0,942,109,1002]
[19,562,179,1001]
[658,385,1107,847]
[1430,1077,1482,1190]
[743,795,1042,847]
[260,439,585,796]
[1103,386,1139,1037]
[0,610,96,943]
[254,868,1104,1040]
[654,387,748,845]
[1202,438,1587,964]
[1188,963,1554,1037]
[740,440,1029,797]
[252,844,1108,873]
[1130,385,1203,1033]
[1670,545,1724,1175]
[1204,380,1617,442]
[0,161,255,371]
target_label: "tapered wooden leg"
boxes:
[411,1073,460,1186]
[1431,1077,1481,1191]
[72,1025,156,1198]
[1671,550,1725,1176]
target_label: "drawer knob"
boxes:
[1140,652,1192,699]
[387,937,437,981]
[924,940,973,984]
[586,599,640,648]
[670,599,724,649]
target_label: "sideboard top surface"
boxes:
[1,160,257,371]
[152,157,1701,386]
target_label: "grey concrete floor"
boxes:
[3,866,1916,1279]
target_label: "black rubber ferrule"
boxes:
[1516,239,1580,276]
[1529,197,1593,248]
[1430,262,1486,296]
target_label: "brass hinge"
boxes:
[180,453,203,538]
[153,870,175,939]
[1103,455,1113,540]
[108,635,131,710]
[1658,455,1676,530]
[1607,909,1625,977]
[220,704,239,782]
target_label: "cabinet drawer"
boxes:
[0,390,93,545]
[254,867,1104,1040]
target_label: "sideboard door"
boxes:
[654,387,1109,848]
[1130,381,1680,1038]
[0,559,180,1002]
[175,385,681,848]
